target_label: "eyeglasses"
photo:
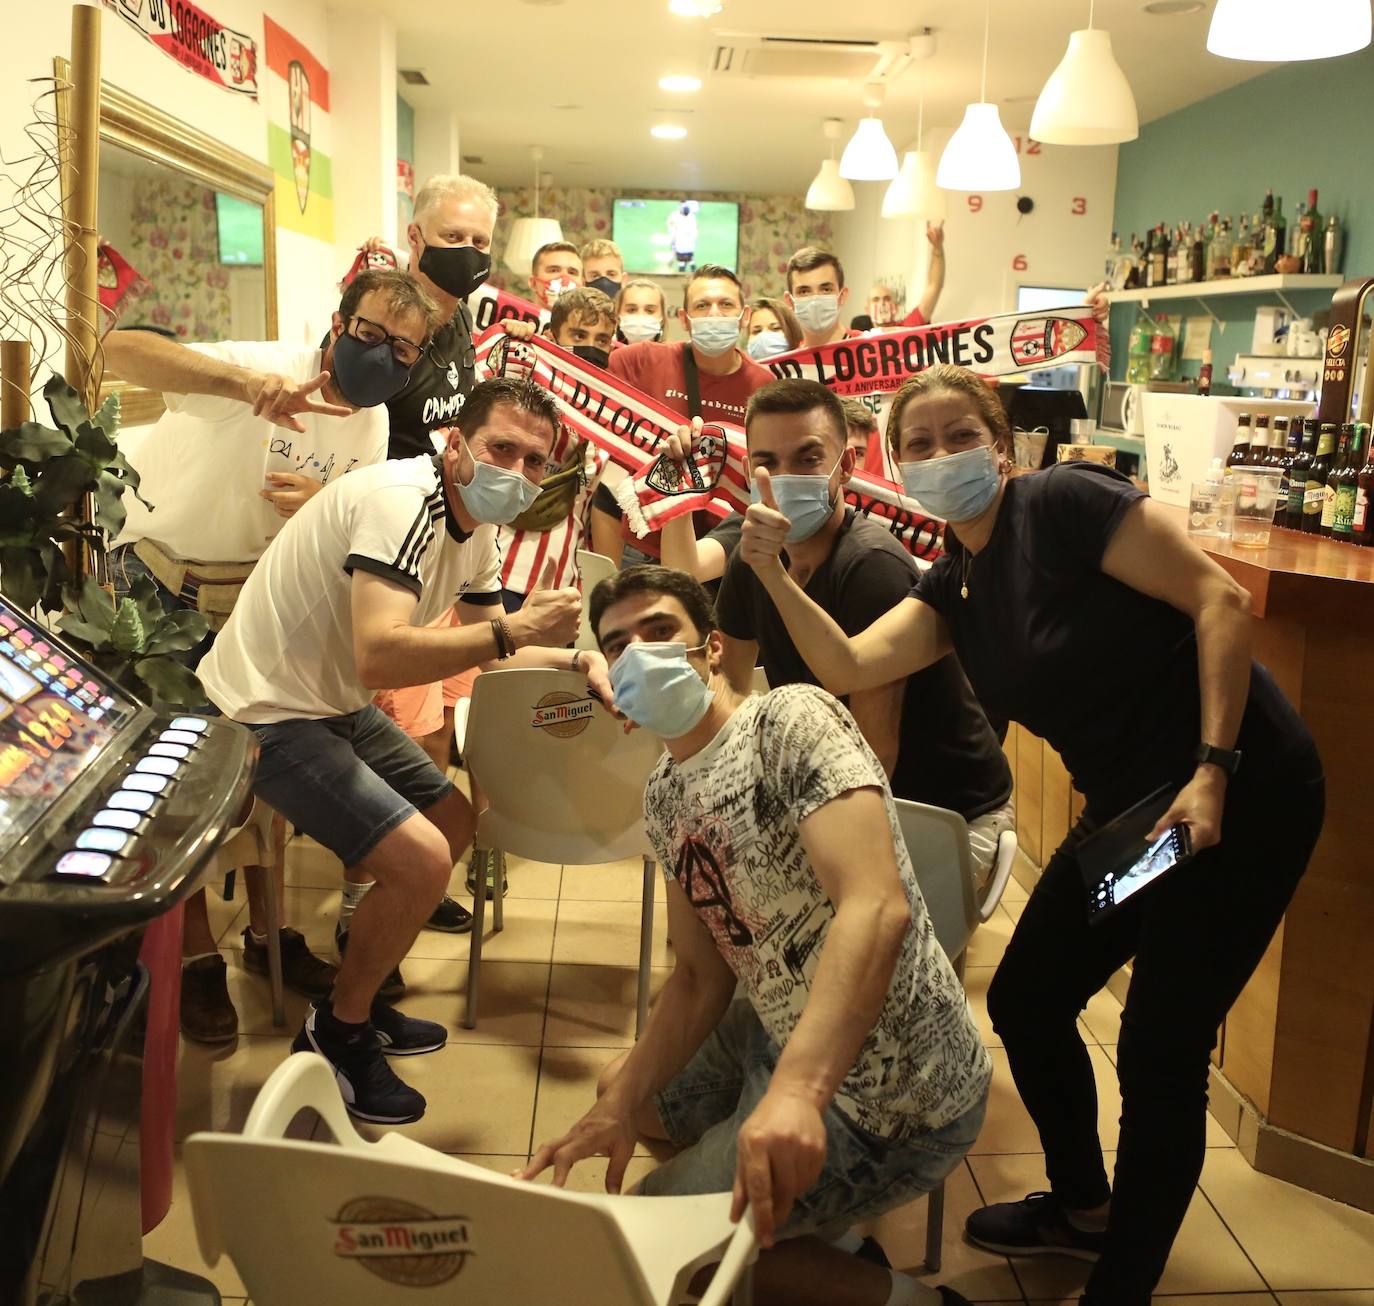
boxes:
[347,314,424,368]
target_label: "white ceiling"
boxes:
[338,0,1273,193]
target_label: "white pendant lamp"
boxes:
[504,146,563,275]
[1030,1,1138,144]
[805,119,856,211]
[840,84,899,181]
[938,0,1021,191]
[883,84,937,217]
[1207,0,1370,60]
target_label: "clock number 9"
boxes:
[967,195,983,213]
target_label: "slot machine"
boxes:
[0,593,255,1304]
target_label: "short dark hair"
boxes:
[549,286,616,336]
[840,397,879,434]
[532,241,581,275]
[589,565,716,650]
[785,246,845,292]
[682,264,744,311]
[455,376,562,450]
[745,378,847,452]
[339,268,442,339]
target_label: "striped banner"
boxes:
[262,16,333,243]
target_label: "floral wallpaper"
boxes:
[126,178,233,340]
[489,186,834,300]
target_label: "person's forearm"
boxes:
[1194,588,1253,754]
[357,617,505,689]
[103,332,253,401]
[919,251,946,323]
[659,514,725,581]
[589,506,626,567]
[768,896,909,1110]
[600,964,735,1113]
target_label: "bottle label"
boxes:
[1334,485,1357,534]
[1288,481,1308,519]
[1321,483,1339,529]
[1355,487,1369,532]
[1303,480,1324,515]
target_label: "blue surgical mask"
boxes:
[610,641,714,739]
[329,331,413,408]
[750,456,842,542]
[688,314,742,358]
[791,293,840,334]
[747,330,790,361]
[454,436,542,525]
[899,444,1002,522]
[619,316,661,344]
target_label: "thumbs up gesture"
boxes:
[509,560,582,649]
[740,466,791,576]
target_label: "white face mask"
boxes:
[792,293,840,334]
[689,315,743,358]
[619,316,662,344]
[747,330,790,361]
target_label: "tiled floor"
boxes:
[149,841,1374,1305]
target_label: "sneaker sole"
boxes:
[342,1101,425,1125]
[294,1026,426,1124]
[964,1231,1101,1262]
[376,1034,447,1057]
[423,918,473,934]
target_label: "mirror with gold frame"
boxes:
[55,57,277,427]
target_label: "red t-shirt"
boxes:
[900,306,929,328]
[603,342,772,557]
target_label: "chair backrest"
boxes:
[465,668,663,865]
[892,798,979,962]
[575,549,619,652]
[185,1055,755,1306]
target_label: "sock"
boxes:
[830,1229,864,1254]
[182,951,219,966]
[316,1000,367,1034]
[884,1270,941,1306]
[248,927,268,946]
[338,879,373,931]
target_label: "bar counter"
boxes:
[1008,507,1374,1211]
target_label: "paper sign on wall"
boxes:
[102,0,258,99]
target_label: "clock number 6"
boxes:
[1012,254,1029,272]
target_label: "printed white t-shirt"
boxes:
[116,341,388,563]
[198,455,502,724]
[644,683,991,1140]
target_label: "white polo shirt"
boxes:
[116,341,388,563]
[199,455,503,723]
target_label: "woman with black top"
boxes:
[737,363,1324,1305]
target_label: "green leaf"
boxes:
[109,597,146,657]
[56,614,114,649]
[63,575,115,628]
[143,608,209,655]
[133,655,208,708]
[44,375,88,436]
[126,574,166,630]
[8,464,33,495]
[93,471,128,537]
[0,482,42,541]
[0,546,44,610]
[33,453,97,518]
[73,418,118,463]
[94,391,122,436]
[0,421,72,464]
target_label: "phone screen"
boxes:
[1088,825,1188,917]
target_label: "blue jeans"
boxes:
[640,1000,987,1238]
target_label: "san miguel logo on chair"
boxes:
[1009,316,1088,368]
[288,58,312,214]
[332,1196,475,1287]
[645,427,726,497]
[531,692,595,738]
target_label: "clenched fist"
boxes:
[739,466,792,576]
[508,561,581,649]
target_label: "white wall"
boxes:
[834,128,1119,324]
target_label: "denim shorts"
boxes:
[640,1000,987,1238]
[249,704,456,868]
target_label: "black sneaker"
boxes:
[464,851,507,902]
[965,1191,1107,1262]
[335,924,406,1000]
[938,1289,975,1306]
[855,1236,891,1269]
[426,893,474,932]
[242,926,338,1001]
[291,1003,426,1124]
[370,999,447,1056]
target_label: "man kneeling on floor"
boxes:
[521,565,990,1306]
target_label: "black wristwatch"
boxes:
[1195,743,1243,777]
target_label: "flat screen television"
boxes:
[1016,285,1080,313]
[613,198,740,276]
[215,191,264,266]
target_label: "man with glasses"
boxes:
[104,267,440,1043]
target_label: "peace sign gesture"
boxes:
[245,370,353,432]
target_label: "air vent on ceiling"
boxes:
[399,68,429,86]
[462,155,484,165]
[709,33,912,81]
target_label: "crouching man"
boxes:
[521,564,990,1306]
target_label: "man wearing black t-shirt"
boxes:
[715,379,1013,872]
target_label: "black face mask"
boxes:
[329,331,413,407]
[417,240,492,299]
[587,275,621,298]
[572,344,610,370]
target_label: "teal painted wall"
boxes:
[1109,45,1374,384]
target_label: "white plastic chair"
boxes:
[892,797,1014,1273]
[456,668,664,1033]
[575,548,618,652]
[186,1054,756,1306]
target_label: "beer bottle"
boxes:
[1247,414,1272,470]
[1353,424,1374,546]
[1286,419,1318,530]
[1272,417,1301,524]
[1226,413,1253,477]
[1332,423,1365,541]
[1321,424,1353,536]
[1304,422,1338,533]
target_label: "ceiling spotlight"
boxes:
[668,0,722,15]
[1143,1,1205,12]
[651,123,688,139]
[659,74,703,92]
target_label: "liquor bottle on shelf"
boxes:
[1273,417,1300,525]
[1297,189,1321,273]
[1263,195,1286,274]
[1286,419,1318,530]
[1323,213,1343,275]
[1166,227,1180,285]
[1197,347,1213,396]
[1332,422,1364,542]
[1232,215,1252,277]
[1105,231,1121,286]
[1248,414,1273,472]
[1248,213,1269,276]
[1352,424,1374,546]
[1321,423,1354,536]
[1123,233,1141,289]
[1150,226,1168,288]
[1226,414,1253,477]
[1143,227,1156,288]
[1304,422,1338,534]
[1191,225,1206,283]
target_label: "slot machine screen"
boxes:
[0,602,145,866]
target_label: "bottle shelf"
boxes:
[1105,274,1344,307]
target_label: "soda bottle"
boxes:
[1126,314,1154,384]
[1148,315,1176,382]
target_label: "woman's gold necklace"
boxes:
[961,549,971,600]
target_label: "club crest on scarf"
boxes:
[644,428,726,496]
